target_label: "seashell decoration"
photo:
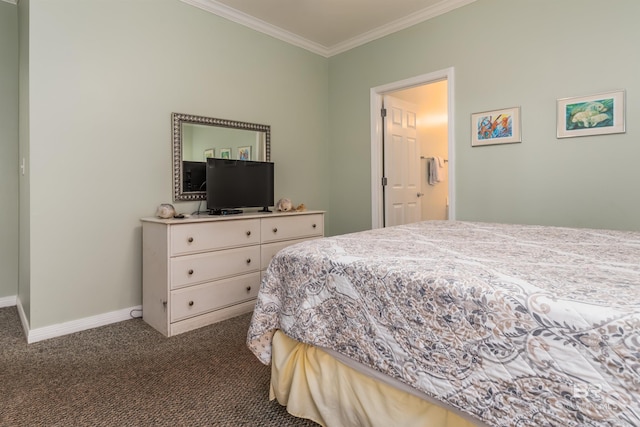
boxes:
[276,198,292,212]
[156,203,176,219]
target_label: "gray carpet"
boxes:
[0,307,318,426]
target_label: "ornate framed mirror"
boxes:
[172,113,271,201]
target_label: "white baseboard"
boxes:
[0,295,17,308]
[25,305,143,344]
[4,297,141,343]
[17,298,30,339]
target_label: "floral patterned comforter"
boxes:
[247,221,640,426]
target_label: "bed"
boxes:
[247,220,640,426]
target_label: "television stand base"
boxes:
[208,209,243,216]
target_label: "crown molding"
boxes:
[181,0,476,57]
[329,0,476,56]
[180,0,332,57]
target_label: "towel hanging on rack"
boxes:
[426,156,446,185]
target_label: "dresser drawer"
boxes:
[261,214,323,243]
[261,237,320,270]
[171,273,260,322]
[171,245,260,289]
[170,219,260,255]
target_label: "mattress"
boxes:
[247,221,640,426]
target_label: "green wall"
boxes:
[328,0,640,235]
[0,1,19,302]
[11,0,640,331]
[23,0,329,328]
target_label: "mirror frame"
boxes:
[172,112,271,201]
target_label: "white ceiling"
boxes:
[181,0,476,57]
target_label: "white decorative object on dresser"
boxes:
[141,210,324,337]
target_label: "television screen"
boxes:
[206,158,274,214]
[182,161,206,192]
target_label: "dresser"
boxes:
[141,210,324,336]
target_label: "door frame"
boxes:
[370,67,456,229]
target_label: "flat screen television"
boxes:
[206,158,274,215]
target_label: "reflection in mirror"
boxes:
[172,113,270,201]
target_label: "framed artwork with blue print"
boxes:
[557,90,625,138]
[471,106,521,147]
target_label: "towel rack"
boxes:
[421,156,448,163]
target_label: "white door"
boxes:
[383,96,420,227]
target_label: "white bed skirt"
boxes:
[270,330,481,427]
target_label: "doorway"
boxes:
[370,67,456,229]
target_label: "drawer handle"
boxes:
[272,227,278,233]
[246,258,251,264]
[188,269,194,275]
[312,224,317,228]
[188,301,194,307]
[246,230,251,236]
[246,286,251,293]
[187,237,194,243]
